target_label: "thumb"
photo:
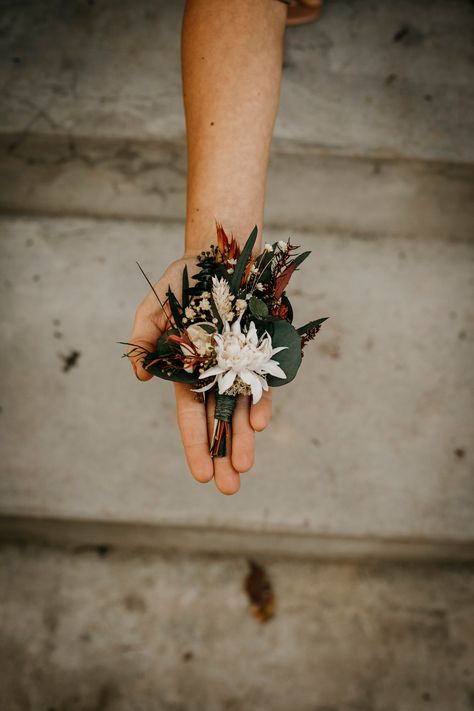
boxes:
[127,337,155,381]
[128,309,161,381]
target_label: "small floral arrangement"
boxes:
[125,224,327,457]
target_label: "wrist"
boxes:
[184,214,263,256]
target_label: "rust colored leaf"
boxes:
[244,560,275,623]
[274,261,296,299]
[216,221,241,261]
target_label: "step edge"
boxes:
[1,129,473,168]
[1,514,473,563]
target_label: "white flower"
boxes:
[264,243,273,252]
[195,319,287,404]
[235,298,247,315]
[200,298,211,311]
[227,258,237,265]
[180,323,215,372]
[277,240,288,251]
[211,276,233,322]
[250,264,259,275]
[186,324,214,356]
[256,282,264,291]
[184,306,195,319]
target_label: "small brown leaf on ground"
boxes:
[244,560,275,623]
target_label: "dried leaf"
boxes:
[244,560,275,623]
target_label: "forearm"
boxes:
[181,0,287,254]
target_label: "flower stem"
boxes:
[210,393,237,457]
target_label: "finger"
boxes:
[127,338,154,381]
[175,383,214,483]
[249,389,272,431]
[206,390,240,495]
[129,306,161,381]
[231,396,255,473]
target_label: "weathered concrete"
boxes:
[0,543,473,711]
[1,217,473,552]
[0,0,473,239]
[1,0,472,161]
[1,134,472,242]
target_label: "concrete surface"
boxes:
[1,216,473,551]
[0,0,473,240]
[1,0,472,161]
[0,543,473,711]
[1,134,472,242]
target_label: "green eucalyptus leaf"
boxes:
[249,296,269,319]
[263,319,302,387]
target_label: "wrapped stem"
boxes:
[210,393,237,458]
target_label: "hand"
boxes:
[128,256,272,495]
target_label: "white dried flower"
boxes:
[185,324,214,356]
[235,298,247,314]
[184,306,195,319]
[256,282,264,291]
[200,298,211,311]
[264,243,273,252]
[277,240,288,251]
[211,276,233,322]
[250,264,259,275]
[195,319,287,404]
[227,258,237,265]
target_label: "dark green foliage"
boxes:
[254,246,276,284]
[281,294,293,322]
[186,257,229,297]
[248,296,269,319]
[297,317,329,335]
[181,265,189,309]
[291,251,311,269]
[231,225,258,294]
[260,319,302,387]
[166,286,184,330]
[142,332,198,384]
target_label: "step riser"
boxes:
[1,134,472,241]
[2,516,474,562]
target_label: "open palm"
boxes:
[128,257,272,495]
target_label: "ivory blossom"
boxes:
[195,319,287,403]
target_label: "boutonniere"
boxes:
[124,224,327,457]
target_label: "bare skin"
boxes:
[129,0,287,494]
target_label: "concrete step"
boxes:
[0,543,473,711]
[1,216,473,558]
[0,0,473,240]
[1,133,472,242]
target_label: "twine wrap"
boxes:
[214,393,237,422]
